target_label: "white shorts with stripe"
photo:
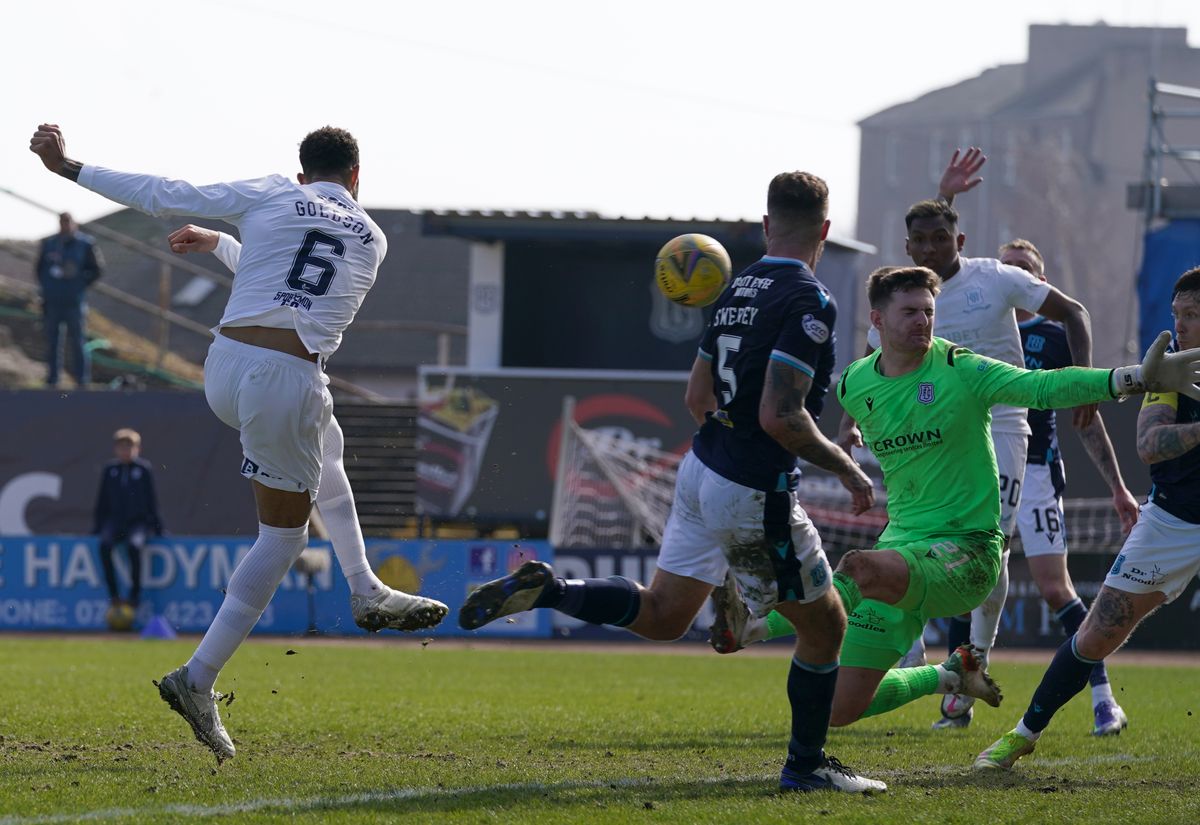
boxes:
[204,333,333,498]
[1015,462,1067,557]
[992,429,1029,539]
[1105,502,1200,604]
[657,451,833,618]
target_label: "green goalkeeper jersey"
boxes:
[838,337,1115,546]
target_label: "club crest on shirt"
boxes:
[801,313,830,343]
[917,382,935,404]
[965,287,990,313]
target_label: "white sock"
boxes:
[1015,718,1041,741]
[745,615,769,645]
[1092,681,1115,706]
[314,416,385,597]
[186,522,308,692]
[971,547,1010,650]
[934,664,961,694]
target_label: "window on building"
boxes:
[885,135,899,186]
[1004,131,1018,187]
[928,130,944,183]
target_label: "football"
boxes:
[105,602,136,632]
[654,233,732,308]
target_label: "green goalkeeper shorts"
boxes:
[841,531,1004,671]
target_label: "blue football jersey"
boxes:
[1020,316,1072,466]
[1147,339,1200,524]
[691,256,837,491]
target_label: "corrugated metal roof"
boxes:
[415,209,876,254]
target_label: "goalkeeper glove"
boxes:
[1111,330,1200,401]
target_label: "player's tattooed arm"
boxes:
[1078,411,1139,530]
[1136,401,1200,464]
[760,361,874,513]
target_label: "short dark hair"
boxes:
[767,172,829,242]
[299,127,360,178]
[1173,267,1200,301]
[998,238,1044,269]
[867,266,941,309]
[905,199,958,231]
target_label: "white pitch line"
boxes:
[0,754,1166,824]
[1,776,746,825]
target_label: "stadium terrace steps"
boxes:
[335,401,419,533]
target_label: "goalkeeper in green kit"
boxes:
[709,265,1200,729]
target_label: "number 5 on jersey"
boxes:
[716,334,742,405]
[287,229,345,296]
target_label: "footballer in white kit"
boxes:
[29,123,447,763]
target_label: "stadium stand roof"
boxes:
[418,209,876,254]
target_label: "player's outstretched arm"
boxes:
[30,123,273,222]
[1113,330,1200,400]
[1076,411,1139,532]
[759,360,874,514]
[937,146,986,205]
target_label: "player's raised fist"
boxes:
[30,124,67,172]
[168,225,221,255]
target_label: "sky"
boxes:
[3,0,1199,243]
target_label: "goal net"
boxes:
[549,397,680,548]
[549,397,1134,556]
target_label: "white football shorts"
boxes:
[1015,462,1068,557]
[657,451,833,617]
[204,333,332,498]
[992,429,1029,539]
[1105,502,1200,603]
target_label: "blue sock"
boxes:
[534,577,641,627]
[1055,598,1109,688]
[946,615,971,656]
[784,657,838,775]
[1022,635,1100,733]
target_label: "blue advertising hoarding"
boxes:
[0,536,552,638]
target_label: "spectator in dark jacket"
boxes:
[37,212,103,387]
[94,428,163,607]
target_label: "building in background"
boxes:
[12,209,872,398]
[856,23,1200,368]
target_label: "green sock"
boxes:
[861,665,941,719]
[832,571,863,615]
[764,610,796,640]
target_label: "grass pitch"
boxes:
[0,637,1197,824]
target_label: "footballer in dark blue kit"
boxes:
[979,265,1200,769]
[458,171,887,794]
[1003,239,1138,737]
[691,255,838,493]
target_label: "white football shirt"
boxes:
[77,166,387,359]
[867,256,1051,434]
